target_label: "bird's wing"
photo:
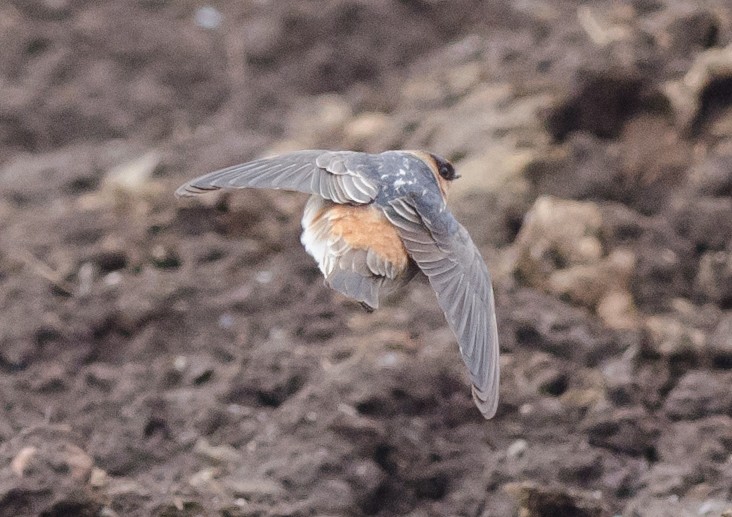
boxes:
[383,195,500,419]
[175,150,379,204]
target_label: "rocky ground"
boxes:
[1,1,732,516]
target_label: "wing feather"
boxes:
[176,150,378,204]
[383,197,500,419]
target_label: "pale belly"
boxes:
[300,196,415,308]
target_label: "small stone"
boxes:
[597,290,639,330]
[218,313,235,329]
[102,151,162,200]
[103,271,122,286]
[349,459,385,498]
[194,6,223,30]
[193,437,241,464]
[90,467,109,488]
[696,500,732,516]
[173,355,188,372]
[62,443,95,481]
[77,262,97,296]
[11,446,38,477]
[506,439,529,459]
[254,270,273,284]
[224,478,285,501]
[150,245,181,269]
[188,467,218,488]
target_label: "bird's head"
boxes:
[428,153,460,199]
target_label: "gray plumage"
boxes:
[176,150,500,419]
[176,150,379,204]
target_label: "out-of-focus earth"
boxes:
[1,1,732,516]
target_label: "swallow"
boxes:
[176,150,500,418]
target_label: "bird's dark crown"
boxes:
[430,153,459,181]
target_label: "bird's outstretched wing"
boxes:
[383,195,500,419]
[175,150,378,204]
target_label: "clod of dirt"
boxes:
[670,196,732,252]
[687,151,732,197]
[101,151,164,207]
[25,360,67,393]
[504,287,620,363]
[223,476,286,504]
[10,446,38,478]
[5,1,732,515]
[512,196,605,283]
[695,251,732,306]
[505,481,609,517]
[580,407,660,458]
[663,370,732,420]
[546,248,636,312]
[657,415,732,471]
[154,500,207,517]
[642,314,706,360]
[543,67,644,141]
[624,496,732,517]
[0,426,101,515]
[708,313,732,368]
[666,10,720,53]
[662,43,732,132]
[511,196,638,328]
[193,438,240,465]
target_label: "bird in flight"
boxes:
[176,150,500,418]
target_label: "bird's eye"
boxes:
[430,154,457,180]
[439,163,455,180]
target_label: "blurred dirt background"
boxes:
[1,1,732,516]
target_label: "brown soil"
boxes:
[1,1,731,516]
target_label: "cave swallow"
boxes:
[176,150,500,418]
